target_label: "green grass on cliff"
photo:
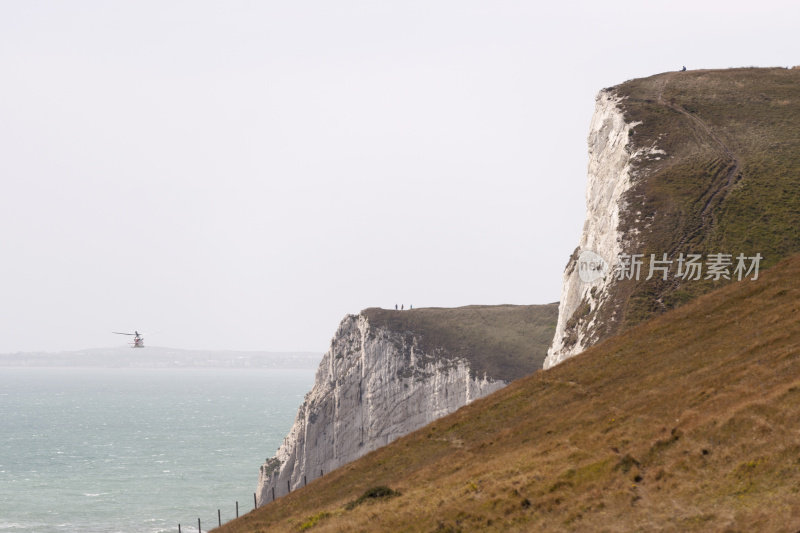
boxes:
[215,254,800,533]
[607,67,800,331]
[362,303,559,382]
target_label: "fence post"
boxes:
[254,492,257,509]
[304,474,307,486]
[198,518,201,533]
[272,486,275,501]
[178,524,181,533]
[236,500,239,518]
[218,509,221,528]
[287,479,290,493]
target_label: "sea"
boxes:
[0,367,316,533]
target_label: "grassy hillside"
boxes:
[215,253,800,532]
[580,67,800,346]
[362,304,559,382]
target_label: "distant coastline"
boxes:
[0,347,321,369]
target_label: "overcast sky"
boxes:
[1,1,798,353]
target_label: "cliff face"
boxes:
[257,304,557,505]
[546,68,800,368]
[544,92,655,368]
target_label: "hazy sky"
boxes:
[1,1,798,353]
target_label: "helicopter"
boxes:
[113,330,145,348]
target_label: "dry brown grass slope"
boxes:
[216,254,800,533]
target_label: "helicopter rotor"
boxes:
[112,330,145,347]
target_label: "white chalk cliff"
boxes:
[256,312,505,505]
[544,91,663,369]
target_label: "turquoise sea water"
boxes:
[0,367,315,533]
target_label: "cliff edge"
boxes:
[546,67,800,368]
[256,303,557,505]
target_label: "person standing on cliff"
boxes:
[395,304,398,310]
[401,304,404,310]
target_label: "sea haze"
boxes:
[0,347,321,369]
[0,366,316,533]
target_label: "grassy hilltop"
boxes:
[560,68,800,355]
[609,67,800,332]
[362,304,558,382]
[216,254,800,532]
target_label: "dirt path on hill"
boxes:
[654,73,741,252]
